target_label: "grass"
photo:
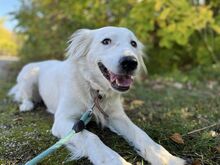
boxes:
[0,66,220,165]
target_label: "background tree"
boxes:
[14,0,220,73]
[0,19,18,56]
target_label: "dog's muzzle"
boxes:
[98,62,134,92]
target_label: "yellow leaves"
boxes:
[154,1,163,11]
[199,6,213,18]
[170,133,184,144]
[192,6,214,30]
[0,20,18,56]
[158,8,171,20]
[167,24,176,32]
[211,24,220,34]
[153,0,218,49]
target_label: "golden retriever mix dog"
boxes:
[9,26,186,165]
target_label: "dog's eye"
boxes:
[101,38,111,45]
[131,40,137,48]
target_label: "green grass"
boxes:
[0,69,220,165]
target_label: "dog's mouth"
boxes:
[98,62,134,92]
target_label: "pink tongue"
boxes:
[110,72,133,87]
[117,76,133,86]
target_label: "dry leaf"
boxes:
[170,133,184,144]
[131,100,144,106]
[13,117,23,122]
[192,159,201,165]
[215,145,220,153]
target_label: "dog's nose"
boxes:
[119,56,138,73]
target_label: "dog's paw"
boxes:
[107,157,131,165]
[19,100,34,112]
[167,156,186,165]
[138,144,185,165]
[94,154,131,165]
[105,158,131,165]
[118,157,132,165]
[89,149,131,165]
[147,155,185,165]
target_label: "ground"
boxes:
[0,60,219,165]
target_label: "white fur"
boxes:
[9,26,185,165]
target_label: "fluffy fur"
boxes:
[9,26,185,165]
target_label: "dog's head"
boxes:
[67,26,146,93]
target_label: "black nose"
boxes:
[119,56,138,73]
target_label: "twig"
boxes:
[186,123,219,135]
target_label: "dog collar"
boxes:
[91,89,109,118]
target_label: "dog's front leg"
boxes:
[51,106,131,165]
[107,101,185,165]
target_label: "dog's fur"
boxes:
[9,27,185,165]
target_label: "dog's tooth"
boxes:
[116,79,121,86]
[110,74,117,82]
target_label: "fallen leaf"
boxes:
[215,145,220,153]
[13,117,23,122]
[170,133,184,144]
[131,100,144,106]
[191,159,201,165]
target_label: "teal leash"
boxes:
[25,105,95,165]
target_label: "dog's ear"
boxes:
[66,29,92,60]
[137,41,148,75]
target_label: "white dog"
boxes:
[9,26,186,165]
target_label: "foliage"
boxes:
[0,19,18,56]
[14,0,220,72]
[121,0,220,73]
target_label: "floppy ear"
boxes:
[66,29,92,60]
[137,41,148,75]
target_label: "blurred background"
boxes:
[1,0,220,74]
[0,0,220,165]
